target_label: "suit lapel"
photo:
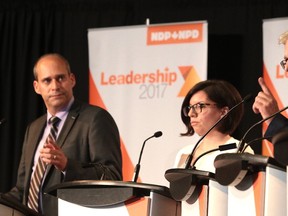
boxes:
[56,100,81,148]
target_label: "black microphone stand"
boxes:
[132,131,162,182]
[191,143,236,169]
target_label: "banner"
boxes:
[262,17,288,156]
[88,21,208,186]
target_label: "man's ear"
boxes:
[33,80,41,94]
[70,73,76,88]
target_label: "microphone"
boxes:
[0,118,6,126]
[132,131,163,182]
[241,136,273,153]
[184,94,252,169]
[237,106,288,153]
[191,143,236,169]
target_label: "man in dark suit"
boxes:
[6,53,122,214]
[253,31,288,163]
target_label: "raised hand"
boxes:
[252,77,279,124]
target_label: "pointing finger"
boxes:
[258,77,271,95]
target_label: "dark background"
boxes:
[0,0,288,193]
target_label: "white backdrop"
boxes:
[88,21,208,186]
[262,17,288,156]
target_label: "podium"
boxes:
[214,153,286,216]
[43,180,180,216]
[0,193,40,216]
[165,168,228,216]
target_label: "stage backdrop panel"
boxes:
[88,21,208,186]
[262,17,288,156]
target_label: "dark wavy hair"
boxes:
[180,80,244,136]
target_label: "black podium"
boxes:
[165,168,228,216]
[0,193,40,216]
[164,168,214,201]
[43,180,180,216]
[214,153,286,216]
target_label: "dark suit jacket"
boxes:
[265,114,288,138]
[265,114,288,166]
[6,100,122,213]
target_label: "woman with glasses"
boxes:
[174,79,254,172]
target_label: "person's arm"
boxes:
[252,77,288,140]
[253,77,280,125]
[265,114,288,138]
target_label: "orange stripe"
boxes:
[120,138,135,181]
[125,197,150,216]
[263,65,286,110]
[253,172,264,216]
[199,186,208,216]
[89,71,134,181]
[262,64,287,156]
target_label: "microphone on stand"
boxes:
[184,94,252,169]
[191,143,236,169]
[237,106,288,153]
[241,136,273,153]
[132,131,163,182]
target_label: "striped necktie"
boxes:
[27,116,60,212]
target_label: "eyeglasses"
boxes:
[182,103,217,117]
[280,59,287,70]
